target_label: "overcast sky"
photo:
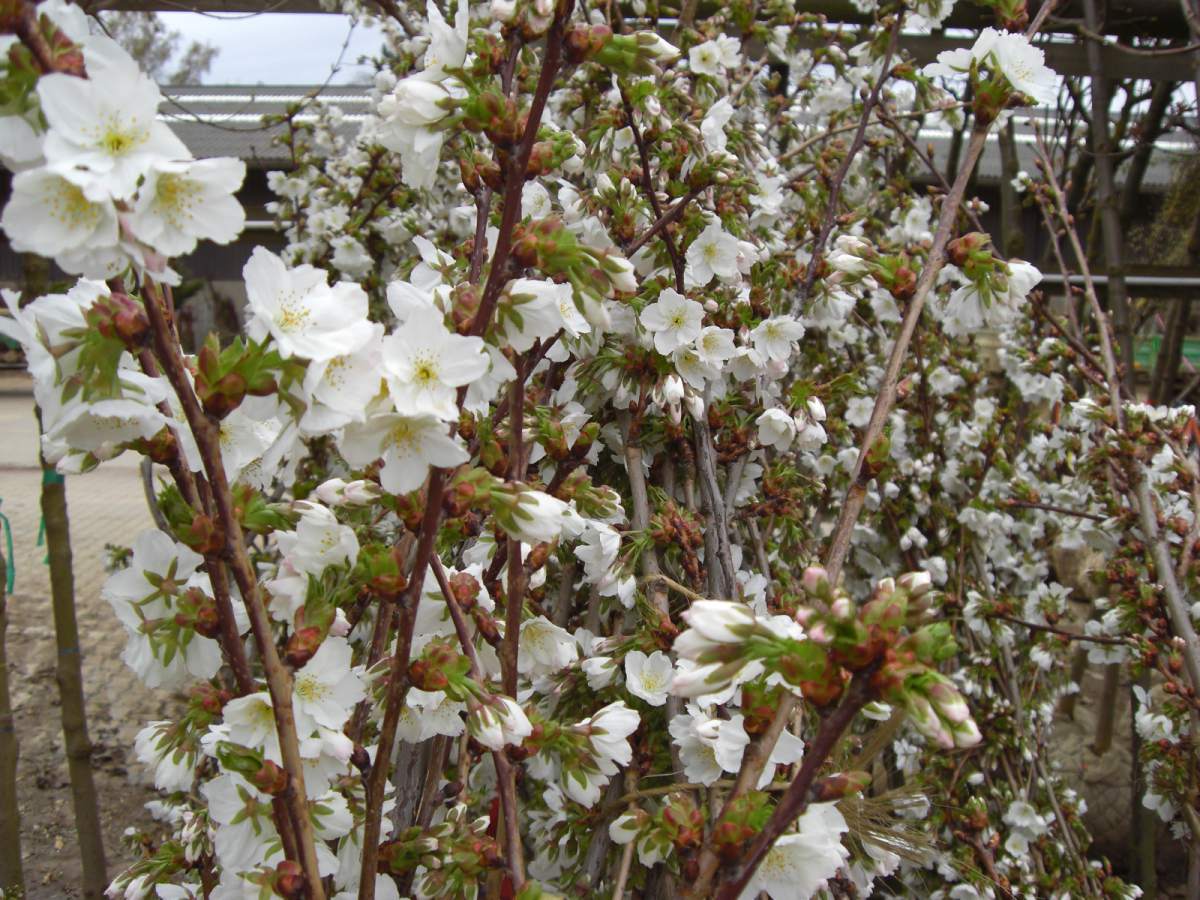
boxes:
[159,12,387,84]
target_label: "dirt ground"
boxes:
[2,377,173,898]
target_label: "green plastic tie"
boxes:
[0,500,13,593]
[37,467,64,565]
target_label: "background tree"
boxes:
[99,11,217,84]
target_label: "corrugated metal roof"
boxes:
[160,84,370,167]
[159,85,1194,191]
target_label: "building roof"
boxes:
[160,84,1193,192]
[161,84,372,167]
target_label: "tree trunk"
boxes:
[23,248,108,899]
[40,459,108,898]
[0,539,24,896]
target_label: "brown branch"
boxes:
[502,357,528,697]
[626,187,703,257]
[620,84,686,291]
[823,123,990,581]
[791,13,903,313]
[359,471,446,900]
[993,614,1128,645]
[141,281,324,897]
[470,1,575,339]
[714,669,878,900]
[1002,499,1107,522]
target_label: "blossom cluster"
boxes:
[0,1,1179,899]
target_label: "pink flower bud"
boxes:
[802,566,830,595]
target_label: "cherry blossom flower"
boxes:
[1,166,120,275]
[505,489,585,544]
[468,696,533,751]
[202,773,279,875]
[688,35,741,76]
[498,278,572,352]
[737,803,849,899]
[701,98,735,155]
[103,531,220,689]
[685,220,740,286]
[36,36,189,201]
[750,315,806,362]
[340,410,468,495]
[623,650,674,706]
[219,692,282,762]
[757,408,797,451]
[583,701,639,772]
[128,157,247,257]
[381,314,489,421]
[291,637,366,734]
[676,600,759,652]
[134,722,197,793]
[243,247,371,362]
[574,522,621,581]
[418,0,469,81]
[300,323,385,434]
[640,288,704,355]
[924,28,1056,104]
[518,616,579,676]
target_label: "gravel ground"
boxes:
[1,375,169,898]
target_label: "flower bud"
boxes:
[811,770,872,802]
[564,23,612,65]
[906,694,954,749]
[897,570,933,598]
[801,566,830,596]
[670,659,745,698]
[951,716,983,747]
[274,860,306,900]
[408,658,450,692]
[284,626,324,668]
[928,677,971,724]
[491,0,517,21]
[329,608,351,637]
[89,293,151,352]
[252,759,290,796]
[191,595,222,639]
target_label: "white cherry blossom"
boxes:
[381,314,489,420]
[685,220,740,286]
[341,410,468,495]
[243,247,372,362]
[640,288,704,355]
[36,36,190,201]
[623,650,674,706]
[291,637,366,734]
[129,157,247,257]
